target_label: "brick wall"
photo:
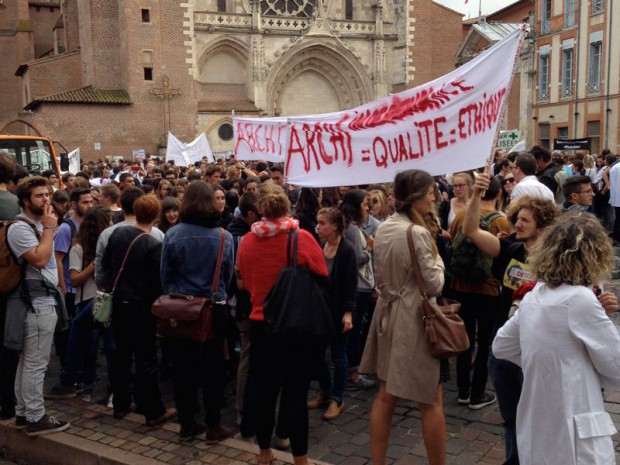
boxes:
[408,0,462,86]
[0,0,35,119]
[30,3,60,58]
[61,0,80,53]
[27,0,197,160]
[24,51,82,99]
[506,73,521,131]
[77,0,122,89]
[487,0,531,23]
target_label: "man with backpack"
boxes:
[449,176,510,410]
[52,187,93,370]
[4,176,70,435]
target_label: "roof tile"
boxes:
[25,86,131,110]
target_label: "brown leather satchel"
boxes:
[406,224,469,359]
[152,228,226,342]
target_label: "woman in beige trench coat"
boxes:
[360,170,447,465]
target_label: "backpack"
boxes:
[449,212,502,283]
[0,218,40,295]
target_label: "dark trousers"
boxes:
[0,294,19,418]
[171,305,227,428]
[454,292,497,400]
[613,207,620,241]
[488,353,522,465]
[60,299,115,390]
[347,290,372,371]
[249,322,318,457]
[240,349,289,440]
[317,332,349,403]
[111,299,165,422]
[54,291,75,368]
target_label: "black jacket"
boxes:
[329,238,359,330]
[537,162,561,195]
[102,226,163,304]
[226,216,252,320]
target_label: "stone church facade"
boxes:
[0,0,463,160]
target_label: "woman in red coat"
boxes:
[236,183,327,465]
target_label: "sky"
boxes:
[433,0,518,19]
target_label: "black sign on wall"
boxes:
[553,138,591,151]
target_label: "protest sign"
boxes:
[234,28,524,187]
[166,132,214,166]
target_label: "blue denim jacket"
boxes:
[161,223,234,302]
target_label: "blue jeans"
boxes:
[488,352,522,465]
[60,299,115,390]
[318,332,349,403]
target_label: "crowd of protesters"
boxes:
[1,144,620,464]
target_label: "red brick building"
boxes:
[455,0,534,146]
[532,0,618,155]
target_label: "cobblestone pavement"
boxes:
[2,280,620,465]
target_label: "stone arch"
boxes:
[196,37,249,84]
[267,40,372,116]
[203,116,233,136]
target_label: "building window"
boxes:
[345,0,353,20]
[539,124,551,151]
[589,41,602,94]
[218,0,226,12]
[588,121,600,155]
[538,51,550,101]
[141,9,150,23]
[592,0,604,14]
[218,123,234,141]
[143,67,153,81]
[557,127,569,140]
[541,0,551,34]
[561,45,574,97]
[565,0,575,27]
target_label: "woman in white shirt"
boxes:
[493,212,620,465]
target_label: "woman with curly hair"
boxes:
[47,206,115,399]
[361,170,446,465]
[493,212,620,465]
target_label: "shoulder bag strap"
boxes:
[211,228,226,300]
[111,232,148,293]
[292,228,299,270]
[406,224,428,300]
[286,229,295,267]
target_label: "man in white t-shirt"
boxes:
[510,153,555,202]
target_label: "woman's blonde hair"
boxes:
[368,189,389,219]
[258,182,291,219]
[528,212,613,288]
[583,154,595,170]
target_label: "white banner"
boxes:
[233,29,524,187]
[67,148,80,174]
[166,132,214,166]
[234,117,289,162]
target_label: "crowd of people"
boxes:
[0,144,619,464]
